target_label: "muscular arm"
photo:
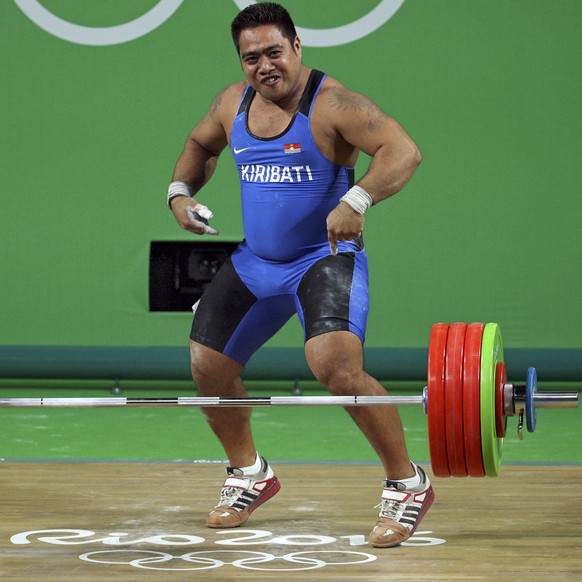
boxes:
[320,82,421,253]
[169,88,232,234]
[172,90,228,188]
[325,83,421,203]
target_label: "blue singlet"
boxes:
[190,70,369,365]
[230,69,357,261]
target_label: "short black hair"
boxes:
[231,2,298,53]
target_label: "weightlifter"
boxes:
[167,2,433,547]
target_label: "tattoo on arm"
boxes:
[328,87,387,133]
[208,90,225,120]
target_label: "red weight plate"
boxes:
[495,362,508,438]
[427,323,450,477]
[463,323,486,477]
[444,323,468,477]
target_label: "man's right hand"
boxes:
[170,196,219,236]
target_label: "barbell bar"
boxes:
[0,392,576,409]
[0,322,578,478]
[1,392,574,409]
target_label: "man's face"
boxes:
[238,25,302,103]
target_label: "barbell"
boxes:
[0,322,577,478]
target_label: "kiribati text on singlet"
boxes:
[240,164,313,183]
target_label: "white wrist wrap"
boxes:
[167,181,194,207]
[340,185,373,215]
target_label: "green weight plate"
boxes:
[480,323,504,476]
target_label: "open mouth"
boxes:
[262,75,280,86]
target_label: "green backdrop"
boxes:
[1,1,581,362]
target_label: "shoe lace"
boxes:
[375,481,407,520]
[375,498,407,520]
[218,486,244,507]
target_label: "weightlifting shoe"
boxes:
[369,464,435,548]
[206,456,280,528]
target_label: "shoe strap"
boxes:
[381,488,412,503]
[223,476,249,489]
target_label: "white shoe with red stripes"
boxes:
[206,456,280,528]
[369,464,435,548]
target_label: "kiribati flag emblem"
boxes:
[284,143,301,154]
